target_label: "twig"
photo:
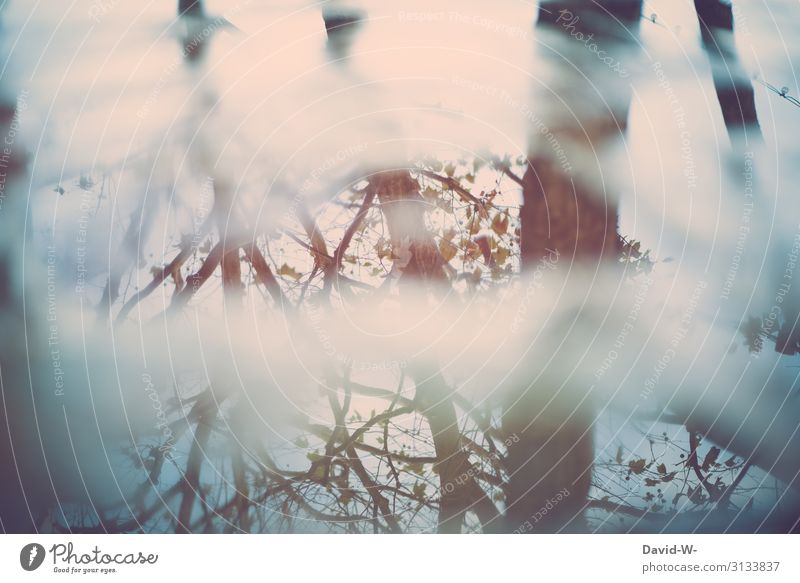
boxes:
[325,189,377,294]
[176,399,218,533]
[419,169,481,205]
[243,241,288,305]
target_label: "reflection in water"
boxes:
[1,0,800,533]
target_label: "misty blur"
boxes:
[1,0,800,533]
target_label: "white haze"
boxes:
[2,0,800,519]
